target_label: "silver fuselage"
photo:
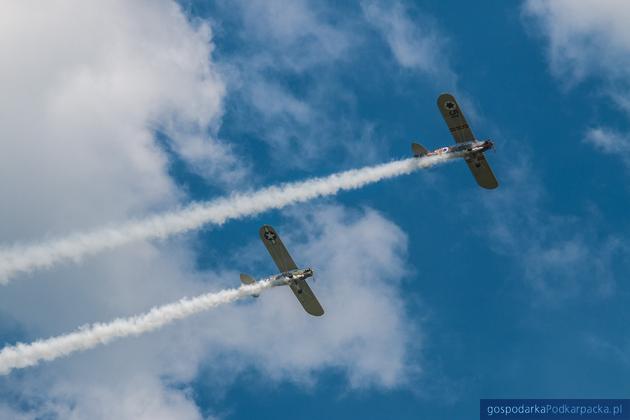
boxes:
[427,140,494,159]
[269,268,314,287]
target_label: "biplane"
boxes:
[412,93,499,189]
[240,225,324,316]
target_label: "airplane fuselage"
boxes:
[269,268,314,288]
[426,139,494,159]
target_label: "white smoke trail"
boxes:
[0,279,274,375]
[0,155,452,283]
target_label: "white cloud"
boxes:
[361,0,454,83]
[0,372,207,420]
[0,0,240,243]
[523,0,630,166]
[228,0,354,71]
[52,376,204,420]
[523,0,630,84]
[213,0,362,165]
[584,128,630,168]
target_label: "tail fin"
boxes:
[240,273,259,298]
[411,143,429,157]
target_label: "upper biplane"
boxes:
[412,93,499,189]
[239,225,324,316]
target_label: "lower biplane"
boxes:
[240,225,324,317]
[412,93,499,189]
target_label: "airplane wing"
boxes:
[259,225,298,273]
[288,280,324,316]
[437,93,475,144]
[466,153,499,189]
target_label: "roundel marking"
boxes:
[444,100,457,111]
[264,231,277,241]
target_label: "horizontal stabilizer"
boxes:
[411,143,429,157]
[240,273,259,297]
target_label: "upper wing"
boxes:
[466,153,499,189]
[259,225,298,273]
[289,279,324,316]
[437,93,475,144]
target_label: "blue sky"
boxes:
[0,0,629,419]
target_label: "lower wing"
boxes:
[289,279,324,316]
[466,153,498,189]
